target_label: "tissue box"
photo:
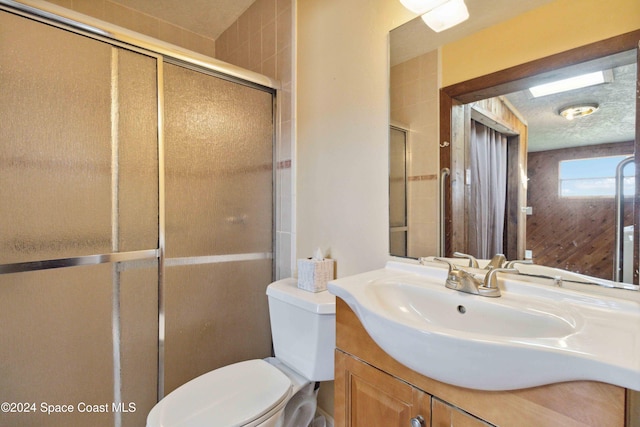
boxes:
[297,258,335,292]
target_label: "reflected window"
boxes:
[559,155,635,197]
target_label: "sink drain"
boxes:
[457,305,466,314]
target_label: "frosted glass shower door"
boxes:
[0,11,159,427]
[390,126,408,257]
[162,63,275,394]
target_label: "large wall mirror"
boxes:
[390,17,640,284]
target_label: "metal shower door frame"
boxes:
[0,0,279,410]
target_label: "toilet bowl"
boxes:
[146,278,336,427]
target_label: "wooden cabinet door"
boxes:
[335,350,431,427]
[432,398,494,427]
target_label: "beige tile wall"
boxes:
[216,0,295,279]
[390,50,440,258]
[44,0,216,57]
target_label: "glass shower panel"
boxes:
[163,260,273,393]
[163,63,274,393]
[163,63,274,258]
[119,261,159,427]
[0,12,112,263]
[115,50,159,252]
[390,127,408,257]
[0,265,115,427]
[0,10,160,427]
[0,12,159,263]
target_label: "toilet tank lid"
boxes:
[146,360,291,427]
[267,278,336,314]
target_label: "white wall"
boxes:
[296,0,414,277]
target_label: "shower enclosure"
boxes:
[0,4,276,427]
[389,126,408,257]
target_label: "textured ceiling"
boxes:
[111,0,256,39]
[505,62,637,152]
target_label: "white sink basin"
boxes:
[370,280,577,338]
[328,260,640,391]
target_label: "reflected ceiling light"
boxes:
[529,71,607,98]
[421,0,469,32]
[559,103,599,121]
[399,0,449,14]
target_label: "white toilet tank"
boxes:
[266,278,336,382]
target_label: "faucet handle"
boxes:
[433,257,458,273]
[453,252,479,268]
[485,254,507,270]
[479,267,518,297]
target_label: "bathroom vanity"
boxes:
[330,260,640,426]
[334,299,626,426]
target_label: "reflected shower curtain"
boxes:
[469,120,508,259]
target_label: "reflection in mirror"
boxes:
[463,99,527,260]
[504,56,636,281]
[446,50,637,282]
[389,16,639,284]
[390,126,408,257]
[389,49,440,259]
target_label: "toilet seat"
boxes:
[146,359,292,427]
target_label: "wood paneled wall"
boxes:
[526,141,634,279]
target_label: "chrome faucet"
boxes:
[505,259,533,268]
[452,252,507,270]
[453,252,479,268]
[481,268,518,297]
[445,267,483,294]
[434,258,511,298]
[485,254,507,270]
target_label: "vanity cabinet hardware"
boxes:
[410,415,425,427]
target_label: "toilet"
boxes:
[146,278,336,427]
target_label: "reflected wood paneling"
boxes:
[527,142,634,280]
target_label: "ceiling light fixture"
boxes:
[529,71,608,98]
[559,103,599,121]
[400,0,469,32]
[421,0,469,32]
[399,0,450,14]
